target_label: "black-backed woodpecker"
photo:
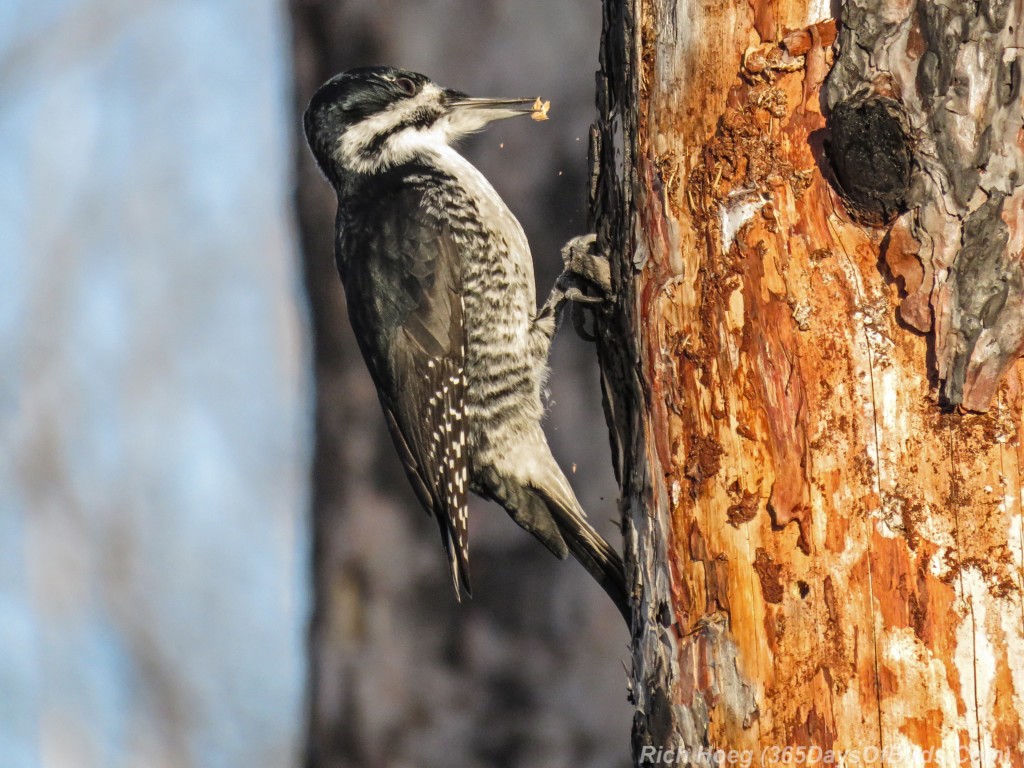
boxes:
[303,65,628,623]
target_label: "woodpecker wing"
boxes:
[339,179,471,596]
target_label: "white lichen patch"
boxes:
[927,556,947,582]
[805,2,832,25]
[953,567,998,763]
[914,510,956,551]
[998,606,1024,754]
[719,190,768,253]
[789,300,811,331]
[1008,512,1024,569]
[882,628,960,765]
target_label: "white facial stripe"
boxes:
[333,83,526,174]
[336,83,447,173]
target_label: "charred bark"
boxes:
[826,0,1024,411]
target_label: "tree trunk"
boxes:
[595,0,1024,764]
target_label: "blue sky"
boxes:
[0,3,309,766]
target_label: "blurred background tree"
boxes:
[1,1,629,767]
[1,2,306,767]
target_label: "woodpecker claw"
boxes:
[563,287,603,304]
[559,234,612,298]
[551,234,613,343]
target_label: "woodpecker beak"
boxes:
[444,89,550,129]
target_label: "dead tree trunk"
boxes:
[595,0,1024,764]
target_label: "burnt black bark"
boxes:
[825,0,1024,410]
[825,96,913,225]
[592,0,694,764]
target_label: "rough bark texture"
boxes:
[596,0,1024,764]
[826,0,1024,411]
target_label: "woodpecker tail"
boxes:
[481,457,631,626]
[532,469,631,626]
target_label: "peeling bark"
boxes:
[826,0,1024,410]
[597,0,1024,765]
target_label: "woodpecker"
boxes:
[303,65,628,623]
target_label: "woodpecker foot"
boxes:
[559,234,611,299]
[537,235,613,333]
[555,234,612,342]
[563,287,603,305]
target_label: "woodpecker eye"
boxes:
[395,77,417,96]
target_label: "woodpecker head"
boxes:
[304,65,546,182]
